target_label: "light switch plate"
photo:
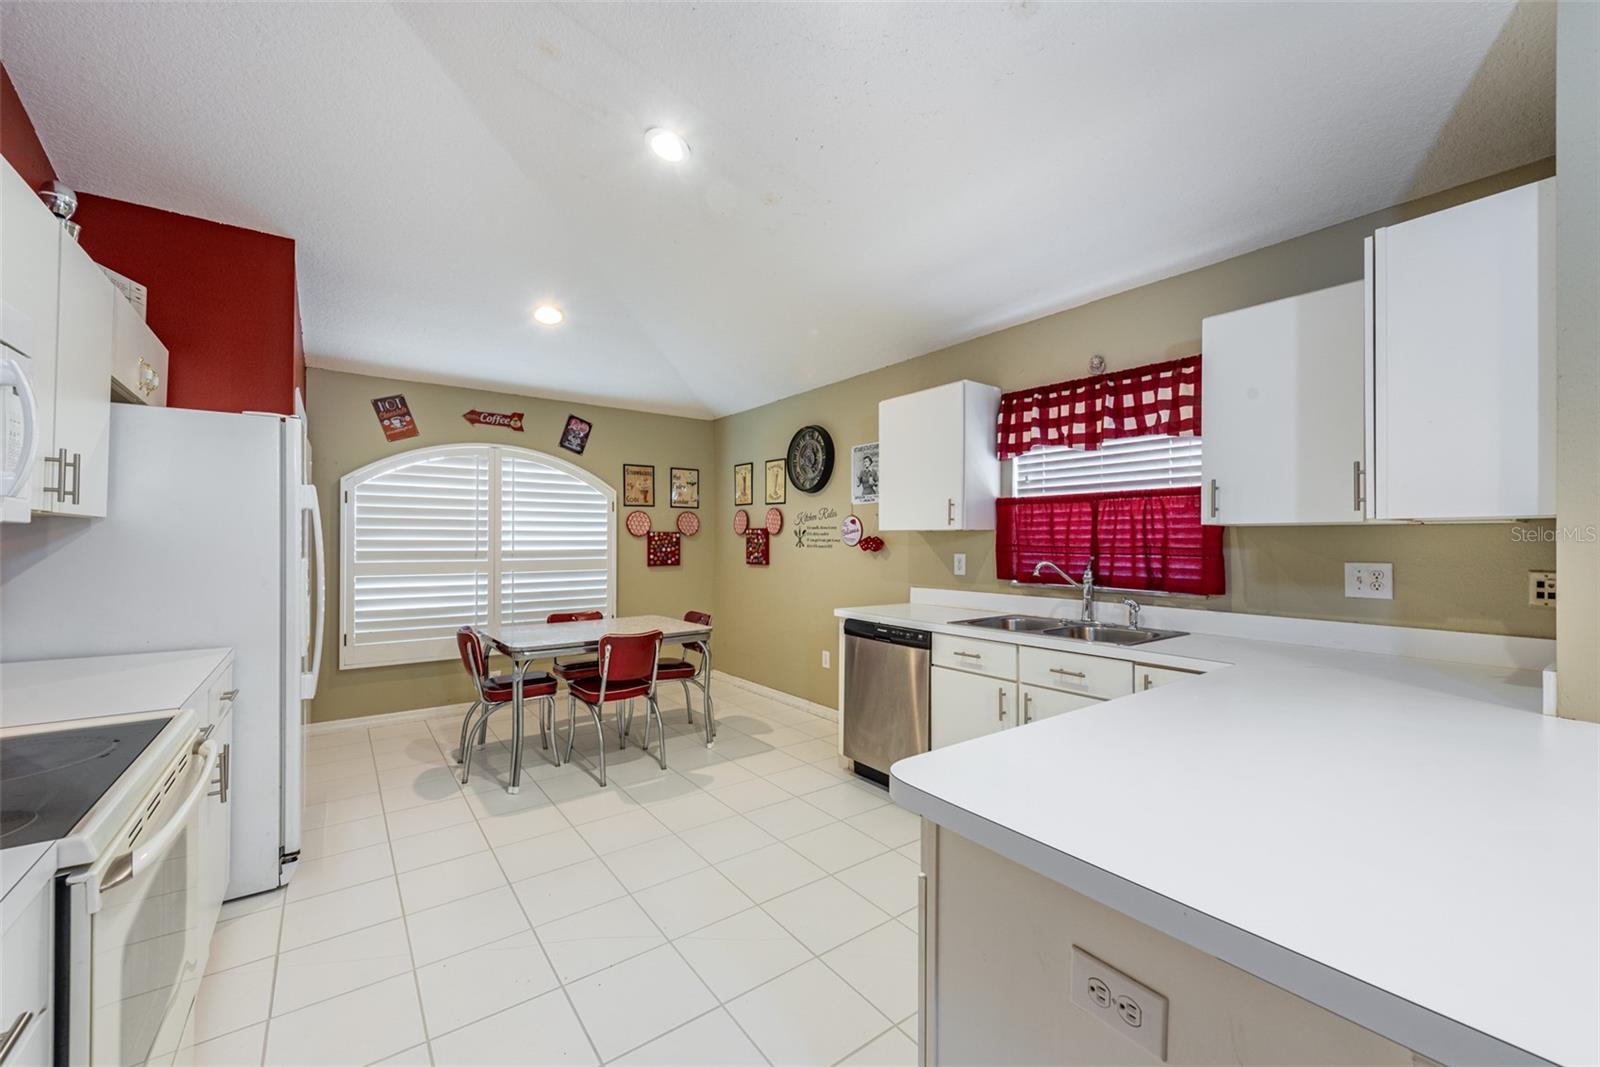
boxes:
[953,553,967,576]
[1070,946,1168,1061]
[1344,562,1394,600]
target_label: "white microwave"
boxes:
[1,344,41,523]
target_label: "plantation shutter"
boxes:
[499,454,612,625]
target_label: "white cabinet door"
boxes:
[111,296,168,406]
[1372,179,1555,520]
[0,161,60,513]
[931,666,1015,748]
[879,380,1001,531]
[1134,664,1201,691]
[50,237,114,516]
[1020,684,1099,724]
[1201,281,1366,524]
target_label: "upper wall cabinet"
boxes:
[1369,178,1555,521]
[879,380,1001,531]
[1,159,61,515]
[1201,281,1366,525]
[111,293,168,406]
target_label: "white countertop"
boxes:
[840,602,1598,1067]
[1,841,54,907]
[1,647,231,727]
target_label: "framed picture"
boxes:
[559,414,592,454]
[764,459,786,504]
[733,462,753,506]
[670,467,700,509]
[851,442,880,504]
[622,464,655,507]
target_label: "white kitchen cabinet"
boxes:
[111,295,168,406]
[1200,281,1367,525]
[1018,645,1133,700]
[1135,663,1202,691]
[1369,179,1555,520]
[0,866,53,1067]
[931,632,1016,680]
[50,236,114,517]
[879,380,1001,531]
[1020,684,1099,724]
[931,665,1015,748]
[1,161,60,516]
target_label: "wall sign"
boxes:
[764,459,786,504]
[733,462,754,506]
[371,394,418,442]
[670,467,700,509]
[559,414,593,454]
[841,515,863,547]
[794,506,840,549]
[623,464,655,506]
[462,409,524,431]
[851,442,879,504]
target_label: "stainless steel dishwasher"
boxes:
[842,619,931,784]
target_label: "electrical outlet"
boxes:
[953,553,967,577]
[1529,570,1556,608]
[821,650,831,669]
[1070,946,1168,1061]
[1344,562,1394,600]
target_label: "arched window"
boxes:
[339,444,616,668]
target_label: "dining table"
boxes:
[481,614,715,793]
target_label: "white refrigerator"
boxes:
[0,403,325,897]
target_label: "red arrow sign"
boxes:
[463,409,524,431]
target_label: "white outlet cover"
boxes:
[1344,562,1394,600]
[821,650,830,669]
[953,553,967,576]
[1070,946,1168,1061]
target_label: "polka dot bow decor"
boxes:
[646,530,681,567]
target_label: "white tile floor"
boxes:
[182,685,921,1066]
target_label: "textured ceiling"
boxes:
[0,1,1554,418]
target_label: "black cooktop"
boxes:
[0,718,170,850]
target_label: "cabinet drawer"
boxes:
[1020,684,1100,724]
[1134,664,1202,691]
[1018,646,1132,699]
[1,876,52,1034]
[932,634,1017,680]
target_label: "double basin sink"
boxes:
[953,614,1186,646]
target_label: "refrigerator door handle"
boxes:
[299,483,326,700]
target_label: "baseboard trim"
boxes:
[711,670,838,722]
[307,702,468,735]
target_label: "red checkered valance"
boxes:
[996,355,1202,460]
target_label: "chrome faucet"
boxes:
[1031,560,1097,622]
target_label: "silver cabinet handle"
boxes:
[211,742,231,804]
[1023,691,1033,723]
[0,1010,34,1064]
[1049,667,1086,679]
[221,688,240,702]
[1143,674,1154,691]
[66,451,81,504]
[42,448,65,498]
[996,687,1006,722]
[951,650,981,659]
[1353,460,1364,511]
[947,498,955,526]
[1208,478,1219,518]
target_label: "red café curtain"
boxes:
[996,488,1225,597]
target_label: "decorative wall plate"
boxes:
[765,507,784,535]
[625,510,652,537]
[676,511,700,536]
[785,425,835,494]
[733,509,750,535]
[840,515,863,547]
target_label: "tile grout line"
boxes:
[373,725,439,1067]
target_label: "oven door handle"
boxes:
[95,741,218,906]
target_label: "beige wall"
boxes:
[1555,0,1600,723]
[307,367,716,722]
[712,161,1557,708]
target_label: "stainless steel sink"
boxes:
[1040,622,1187,645]
[953,614,1063,633]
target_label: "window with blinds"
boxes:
[340,445,615,668]
[1011,434,1203,497]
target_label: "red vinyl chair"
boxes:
[548,610,605,681]
[454,626,558,786]
[655,611,713,736]
[564,630,664,786]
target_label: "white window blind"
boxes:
[340,445,615,668]
[1012,434,1203,497]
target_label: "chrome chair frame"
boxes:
[456,629,557,786]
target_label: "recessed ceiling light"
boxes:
[533,304,564,326]
[646,127,690,163]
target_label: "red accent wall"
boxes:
[2,62,302,415]
[1,64,55,191]
[73,195,300,414]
